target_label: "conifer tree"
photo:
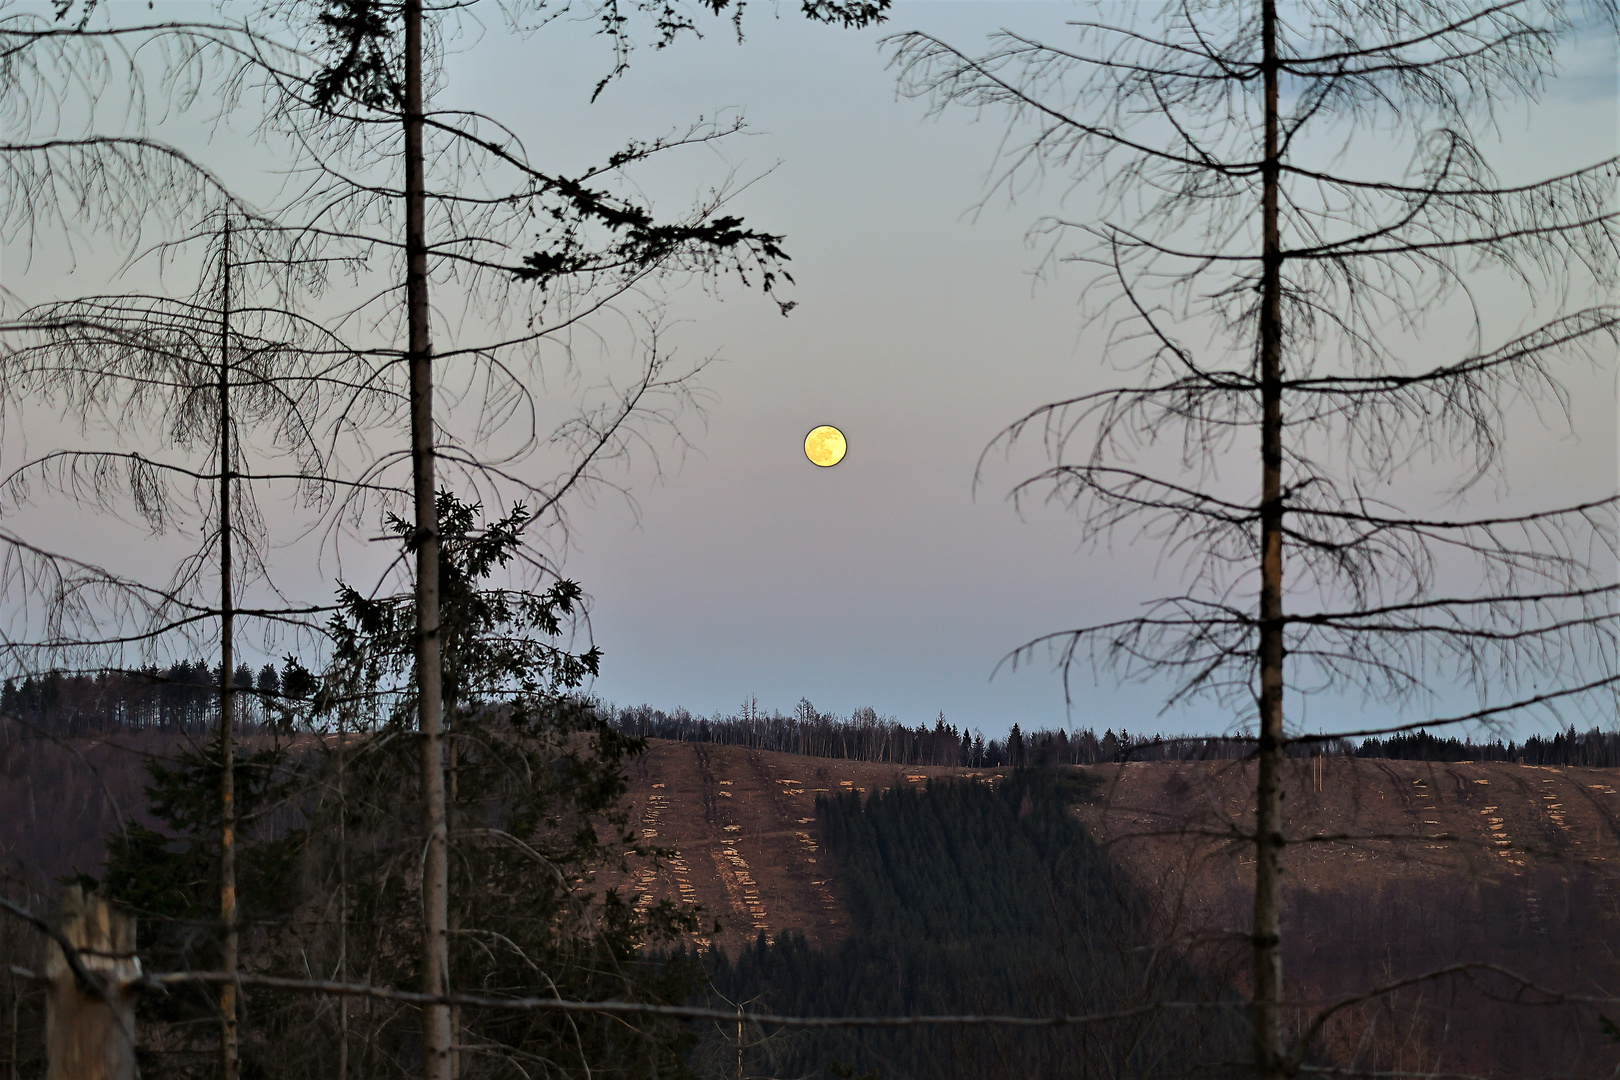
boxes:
[890,1,1618,1073]
[228,3,890,1071]
[0,215,382,1077]
[296,491,703,1079]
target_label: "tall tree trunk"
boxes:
[217,217,240,1080]
[337,709,350,1080]
[1253,2,1286,1079]
[446,712,460,1080]
[403,2,453,1078]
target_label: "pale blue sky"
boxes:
[2,2,1614,739]
[511,2,1618,737]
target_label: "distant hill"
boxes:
[615,741,1620,1078]
[4,725,1618,1078]
[0,727,183,884]
[701,772,1242,1080]
[607,701,1620,767]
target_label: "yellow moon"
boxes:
[804,425,847,467]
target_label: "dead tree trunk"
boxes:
[402,2,452,1078]
[886,2,1617,1072]
[1253,3,1286,1079]
[44,889,139,1080]
[216,216,240,1080]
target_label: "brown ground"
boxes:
[609,739,987,955]
[1075,755,1620,912]
[610,746,1620,1075]
[613,745,1620,956]
[1075,758,1620,1075]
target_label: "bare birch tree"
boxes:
[889,1,1618,1075]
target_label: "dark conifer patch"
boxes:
[699,772,1244,1080]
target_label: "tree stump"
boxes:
[44,887,139,1080]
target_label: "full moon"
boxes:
[804,425,847,467]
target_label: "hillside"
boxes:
[0,728,179,883]
[610,741,1620,954]
[11,732,1617,959]
[614,742,1620,1077]
[1078,758,1620,1073]
[1075,756,1620,925]
[700,772,1240,1080]
[608,738,987,956]
[5,730,1618,1076]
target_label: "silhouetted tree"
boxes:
[890,1,1617,1075]
[295,491,702,1079]
[0,215,383,1076]
[228,3,890,1069]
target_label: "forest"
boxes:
[1,0,1615,1079]
[10,676,1615,767]
[608,702,1620,768]
[1,662,311,735]
[699,772,1245,1080]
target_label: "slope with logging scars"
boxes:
[640,748,1620,1080]
[3,731,1619,1076]
[697,771,1245,1080]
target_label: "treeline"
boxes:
[0,660,309,735]
[1353,727,1620,767]
[608,700,1262,767]
[11,678,1616,768]
[610,701,1620,769]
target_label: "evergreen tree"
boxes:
[709,774,1242,1079]
[91,734,306,1078]
[290,491,705,1079]
[1006,723,1025,768]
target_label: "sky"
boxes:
[2,1,1616,740]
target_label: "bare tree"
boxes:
[190,1,892,1075]
[0,212,391,1080]
[8,0,890,1072]
[889,1,1617,1075]
[0,8,286,676]
[0,5,289,285]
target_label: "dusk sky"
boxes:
[4,1,1615,740]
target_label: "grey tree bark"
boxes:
[401,2,452,1077]
[44,889,138,1080]
[1253,3,1284,1076]
[216,218,240,1080]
